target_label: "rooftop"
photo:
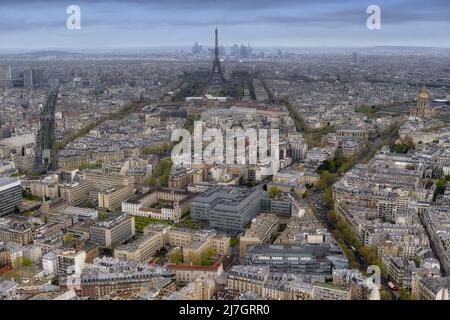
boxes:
[0,176,20,191]
[192,186,264,213]
[246,243,330,258]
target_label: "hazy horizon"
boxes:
[1,0,450,50]
[2,45,450,56]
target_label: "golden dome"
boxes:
[419,86,430,99]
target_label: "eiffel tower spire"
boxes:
[215,27,219,60]
[210,27,225,87]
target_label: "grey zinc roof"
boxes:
[0,176,19,187]
[421,277,450,294]
[193,186,264,213]
[247,243,330,258]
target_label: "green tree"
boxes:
[358,246,377,265]
[398,288,417,300]
[322,188,334,208]
[317,171,336,190]
[147,157,173,187]
[141,142,174,155]
[169,248,183,264]
[184,114,199,134]
[22,257,33,267]
[201,259,213,266]
[230,237,240,247]
[12,257,23,269]
[327,209,337,227]
[379,289,392,300]
[82,200,94,209]
[391,143,409,154]
[267,186,282,199]
[200,247,215,266]
[63,233,74,244]
[98,211,108,221]
[436,178,447,195]
[414,255,421,268]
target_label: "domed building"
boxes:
[411,86,438,119]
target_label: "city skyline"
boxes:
[1,0,450,306]
[1,0,450,50]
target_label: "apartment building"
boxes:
[240,213,280,259]
[167,256,224,284]
[59,181,91,206]
[244,244,333,277]
[142,225,231,261]
[228,265,270,296]
[312,282,351,300]
[90,213,135,249]
[121,188,192,223]
[114,232,164,262]
[80,270,174,298]
[191,186,265,231]
[415,277,450,300]
[98,184,134,211]
[0,177,21,216]
[0,221,33,245]
[57,250,86,277]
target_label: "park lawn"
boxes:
[134,216,174,232]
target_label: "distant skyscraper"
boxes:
[33,68,45,86]
[10,68,23,87]
[24,68,45,88]
[23,70,33,88]
[192,42,202,55]
[231,44,240,56]
[352,51,358,64]
[0,66,11,87]
[210,27,225,87]
[239,44,248,59]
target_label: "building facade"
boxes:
[0,177,21,216]
[191,186,265,231]
[90,214,135,249]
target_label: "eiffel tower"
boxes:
[210,27,225,87]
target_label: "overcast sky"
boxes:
[1,0,449,50]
